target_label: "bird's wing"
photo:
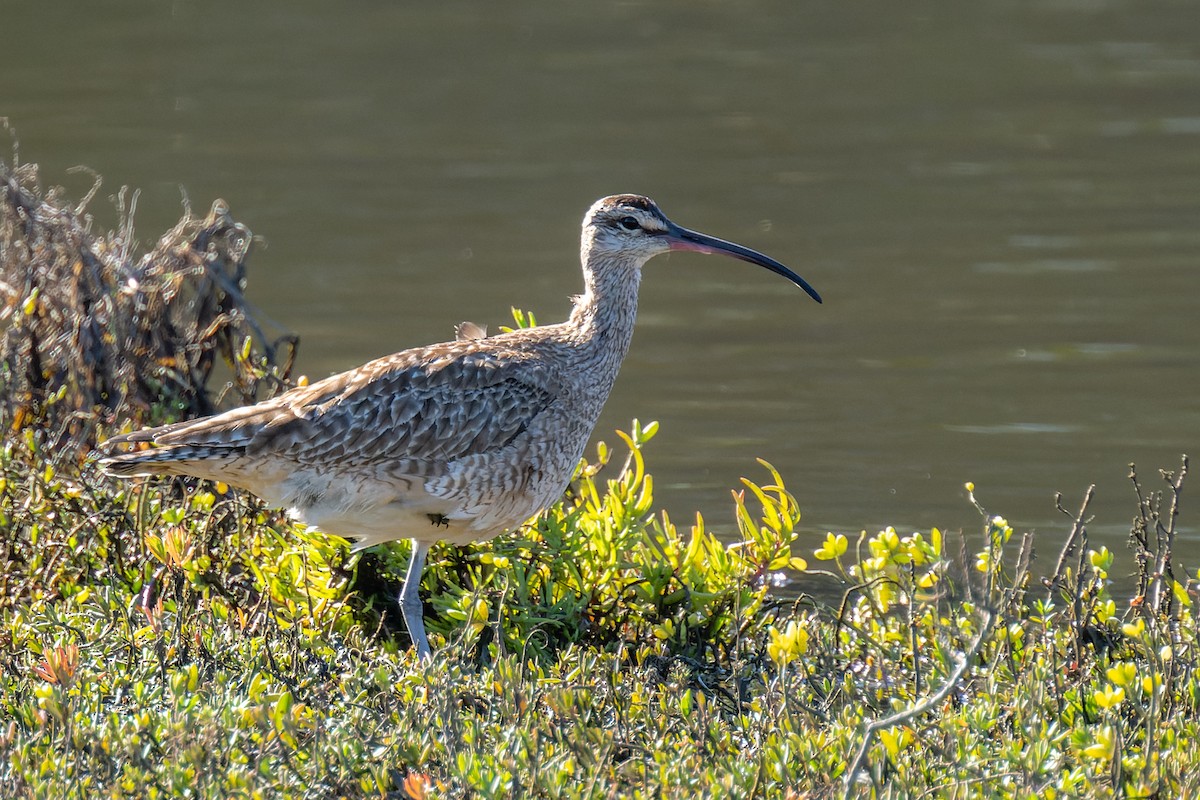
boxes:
[131,344,557,470]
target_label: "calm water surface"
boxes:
[5,1,1199,579]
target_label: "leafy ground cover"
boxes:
[0,413,1195,798]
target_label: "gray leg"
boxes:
[400,538,431,660]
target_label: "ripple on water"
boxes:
[1009,343,1140,363]
[973,259,1115,274]
[1102,117,1200,137]
[1006,234,1082,249]
[944,422,1081,435]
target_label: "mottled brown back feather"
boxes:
[101,333,559,475]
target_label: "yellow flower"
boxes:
[481,553,511,569]
[1093,685,1125,710]
[873,527,901,555]
[1104,662,1132,690]
[988,516,1013,545]
[1106,662,1137,688]
[814,532,848,561]
[1089,546,1113,572]
[1121,618,1145,638]
[767,621,810,667]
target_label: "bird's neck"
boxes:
[566,249,643,367]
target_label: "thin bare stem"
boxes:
[1045,485,1095,604]
[842,607,997,798]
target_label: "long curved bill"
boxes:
[665,223,822,304]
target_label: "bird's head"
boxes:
[581,194,821,303]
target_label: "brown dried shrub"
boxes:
[0,156,297,464]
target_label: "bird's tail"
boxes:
[98,444,244,478]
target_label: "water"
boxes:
[4,1,1199,577]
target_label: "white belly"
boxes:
[268,463,566,550]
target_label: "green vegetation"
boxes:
[0,411,1196,798]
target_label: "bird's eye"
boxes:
[618,216,640,231]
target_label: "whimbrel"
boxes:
[98,194,821,659]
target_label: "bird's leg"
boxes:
[400,538,431,660]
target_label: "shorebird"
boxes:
[98,194,821,659]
